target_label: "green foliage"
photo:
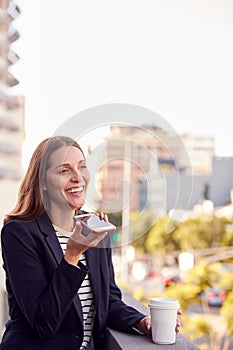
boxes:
[162,283,200,312]
[173,218,215,249]
[221,292,233,334]
[222,229,233,246]
[129,210,157,252]
[217,272,233,292]
[186,263,222,291]
[145,216,180,253]
[108,210,233,253]
[144,213,233,253]
[182,313,212,347]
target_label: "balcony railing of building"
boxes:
[106,289,200,350]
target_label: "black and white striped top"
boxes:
[53,225,95,350]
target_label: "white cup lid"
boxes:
[149,298,180,309]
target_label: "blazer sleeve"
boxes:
[1,220,87,339]
[106,246,146,333]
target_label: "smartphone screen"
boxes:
[73,213,116,233]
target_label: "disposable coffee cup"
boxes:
[149,298,180,344]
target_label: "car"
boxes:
[203,288,227,307]
[164,275,183,287]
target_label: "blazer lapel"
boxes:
[36,211,63,265]
[36,212,84,322]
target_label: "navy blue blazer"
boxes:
[0,211,145,350]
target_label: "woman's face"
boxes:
[44,145,90,212]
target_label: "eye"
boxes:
[80,164,87,169]
[79,162,87,170]
[60,168,69,174]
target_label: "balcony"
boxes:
[106,290,199,350]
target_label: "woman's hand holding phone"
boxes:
[64,213,109,266]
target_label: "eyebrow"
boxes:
[56,160,86,169]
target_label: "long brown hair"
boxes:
[4,136,84,224]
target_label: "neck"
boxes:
[48,206,77,232]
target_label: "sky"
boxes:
[10,0,233,168]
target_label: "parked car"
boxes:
[164,275,183,287]
[202,288,227,307]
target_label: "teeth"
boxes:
[67,186,84,193]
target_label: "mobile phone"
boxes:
[73,213,116,233]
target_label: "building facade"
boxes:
[0,0,24,336]
[94,125,215,214]
[181,133,215,175]
[0,0,24,180]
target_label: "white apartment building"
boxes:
[181,133,215,174]
[0,0,24,336]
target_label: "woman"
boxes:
[0,136,180,350]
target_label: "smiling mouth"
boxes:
[67,186,85,194]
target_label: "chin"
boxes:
[71,200,85,210]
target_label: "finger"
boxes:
[145,320,151,332]
[175,317,181,333]
[74,220,82,233]
[98,211,104,220]
[142,317,151,334]
[176,317,181,327]
[98,212,108,221]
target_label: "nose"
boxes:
[71,168,83,182]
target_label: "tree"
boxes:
[145,215,180,253]
[144,214,232,253]
[130,210,157,252]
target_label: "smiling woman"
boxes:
[0,135,160,350]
